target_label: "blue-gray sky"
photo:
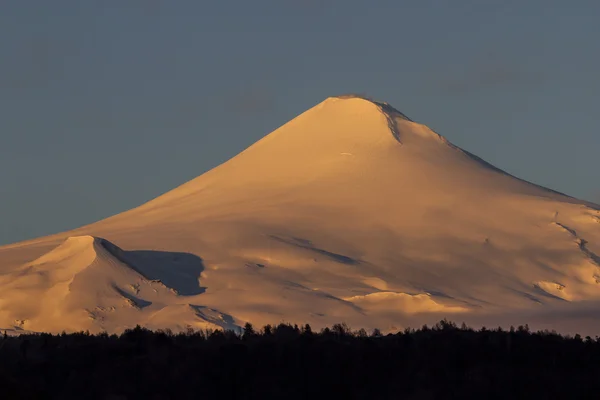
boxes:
[1,0,599,245]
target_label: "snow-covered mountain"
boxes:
[1,95,599,335]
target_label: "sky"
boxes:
[1,0,599,245]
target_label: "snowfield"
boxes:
[1,95,599,335]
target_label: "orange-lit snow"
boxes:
[1,96,599,335]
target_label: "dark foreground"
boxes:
[2,320,600,399]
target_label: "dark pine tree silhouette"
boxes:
[1,320,600,399]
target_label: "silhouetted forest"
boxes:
[2,320,600,399]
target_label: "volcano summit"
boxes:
[1,95,599,335]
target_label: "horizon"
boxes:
[2,0,600,245]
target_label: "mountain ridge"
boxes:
[1,96,599,335]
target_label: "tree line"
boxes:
[1,319,600,399]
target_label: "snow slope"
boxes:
[1,95,599,335]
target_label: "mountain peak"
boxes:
[329,94,413,122]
